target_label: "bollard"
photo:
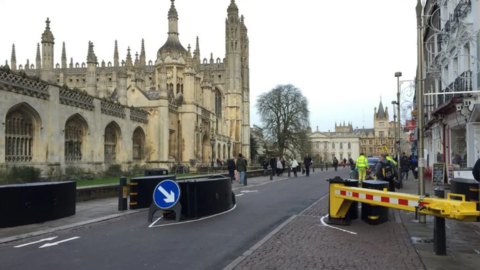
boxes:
[244,172,248,186]
[433,187,446,255]
[118,176,128,211]
[313,166,315,172]
[270,168,273,180]
[288,167,291,177]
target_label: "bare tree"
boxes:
[257,84,310,158]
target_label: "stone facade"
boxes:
[354,100,407,157]
[1,0,250,173]
[309,124,360,163]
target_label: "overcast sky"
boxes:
[0,0,418,131]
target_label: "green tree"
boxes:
[256,84,311,158]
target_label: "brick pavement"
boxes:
[233,192,425,270]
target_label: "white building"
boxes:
[422,0,479,175]
[309,124,360,163]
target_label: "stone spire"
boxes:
[41,18,55,44]
[25,59,30,70]
[126,47,133,68]
[61,42,67,69]
[35,43,41,70]
[134,51,139,67]
[69,57,73,68]
[114,40,119,67]
[87,41,97,64]
[158,0,186,58]
[210,53,214,64]
[10,44,16,71]
[139,39,146,67]
[227,0,239,15]
[168,0,178,19]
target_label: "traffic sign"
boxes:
[153,180,180,209]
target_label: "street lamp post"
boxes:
[416,0,426,224]
[227,139,231,159]
[395,71,402,187]
[210,137,216,167]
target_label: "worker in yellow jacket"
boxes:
[385,154,397,166]
[355,153,369,183]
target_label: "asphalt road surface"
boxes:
[0,168,349,270]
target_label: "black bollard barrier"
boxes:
[118,176,128,211]
[288,167,291,177]
[313,166,315,172]
[433,187,446,255]
[270,168,273,181]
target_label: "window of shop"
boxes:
[450,125,466,168]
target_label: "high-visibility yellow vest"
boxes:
[356,156,368,168]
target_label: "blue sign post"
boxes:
[153,180,181,209]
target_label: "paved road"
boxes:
[0,168,349,270]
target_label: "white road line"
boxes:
[38,237,80,249]
[14,237,58,248]
[149,204,237,228]
[235,194,244,197]
[320,215,357,235]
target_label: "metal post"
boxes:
[416,0,426,223]
[433,187,446,255]
[288,166,291,177]
[395,72,402,188]
[118,176,128,211]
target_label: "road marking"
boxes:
[39,237,80,249]
[240,190,258,193]
[235,194,244,197]
[149,204,237,228]
[320,215,357,235]
[14,237,58,248]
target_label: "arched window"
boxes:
[133,127,145,160]
[348,142,351,150]
[332,142,335,149]
[5,109,35,162]
[215,89,222,116]
[64,115,86,162]
[104,122,121,164]
[340,142,343,149]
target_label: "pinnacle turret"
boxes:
[87,41,97,64]
[168,0,178,19]
[126,47,132,67]
[41,18,55,44]
[61,42,67,69]
[227,0,239,15]
[140,39,146,67]
[114,40,119,67]
[35,43,41,70]
[11,44,16,71]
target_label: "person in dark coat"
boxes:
[304,153,312,177]
[227,158,236,183]
[473,158,480,182]
[400,156,410,181]
[269,157,276,178]
[348,157,355,170]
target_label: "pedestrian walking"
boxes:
[269,156,276,179]
[236,153,246,185]
[349,157,355,170]
[276,157,283,176]
[400,156,410,181]
[227,158,236,183]
[291,157,299,177]
[281,157,286,176]
[262,158,269,176]
[333,157,339,171]
[375,153,397,192]
[304,153,312,177]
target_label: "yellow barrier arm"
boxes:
[329,183,480,222]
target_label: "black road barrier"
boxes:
[0,181,76,228]
[118,176,128,211]
[361,180,389,225]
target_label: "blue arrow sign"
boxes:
[153,180,180,209]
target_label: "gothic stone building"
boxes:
[0,0,250,174]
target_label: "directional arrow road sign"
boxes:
[153,180,180,209]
